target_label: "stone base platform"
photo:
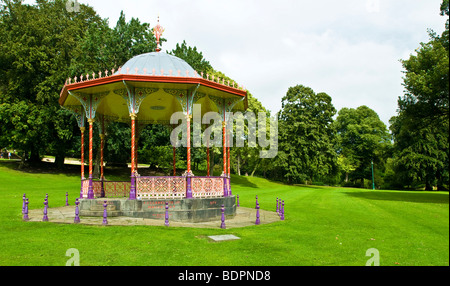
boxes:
[26,205,281,229]
[79,196,236,223]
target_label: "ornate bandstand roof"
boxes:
[59,20,248,125]
[116,52,202,78]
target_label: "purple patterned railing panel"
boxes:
[93,181,102,198]
[81,176,227,200]
[137,176,186,199]
[191,177,224,198]
[104,181,131,198]
[81,179,89,198]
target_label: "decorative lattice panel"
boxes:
[137,177,186,199]
[81,180,89,198]
[191,177,224,198]
[93,181,102,198]
[103,181,131,198]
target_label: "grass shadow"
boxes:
[293,184,333,190]
[344,190,449,205]
[230,175,259,188]
[0,160,80,177]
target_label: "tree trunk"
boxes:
[93,148,101,179]
[425,172,433,191]
[18,150,28,169]
[54,154,65,169]
[250,160,260,177]
[237,153,241,176]
[436,170,448,191]
[29,145,41,163]
[54,142,66,169]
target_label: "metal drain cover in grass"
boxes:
[208,234,240,242]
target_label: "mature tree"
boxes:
[277,85,337,184]
[334,106,391,188]
[337,154,356,183]
[390,113,448,190]
[0,0,103,167]
[72,10,164,75]
[0,1,162,169]
[390,1,449,190]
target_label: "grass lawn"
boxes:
[0,161,448,266]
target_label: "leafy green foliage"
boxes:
[276,85,337,184]
[334,106,391,187]
[0,0,159,168]
[0,0,103,164]
[169,40,212,75]
[390,4,449,191]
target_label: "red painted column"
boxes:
[80,126,85,199]
[87,119,95,199]
[222,121,228,197]
[80,127,85,180]
[89,120,94,176]
[223,121,227,175]
[186,114,193,199]
[187,115,191,173]
[129,114,137,200]
[227,128,232,196]
[227,131,231,177]
[131,115,136,175]
[135,119,139,173]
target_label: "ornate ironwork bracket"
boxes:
[68,90,109,120]
[115,81,159,115]
[164,84,204,116]
[209,95,245,122]
[63,105,85,128]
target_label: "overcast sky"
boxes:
[26,0,448,126]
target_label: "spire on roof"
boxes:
[153,16,165,52]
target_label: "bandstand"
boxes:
[59,21,248,222]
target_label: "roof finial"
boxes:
[153,15,165,52]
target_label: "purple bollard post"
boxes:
[255,195,258,209]
[220,204,226,229]
[22,194,26,214]
[280,201,285,221]
[102,201,108,225]
[65,192,69,206]
[43,198,49,222]
[237,195,240,207]
[276,197,279,215]
[255,202,261,225]
[23,199,29,221]
[165,202,169,227]
[74,199,80,224]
